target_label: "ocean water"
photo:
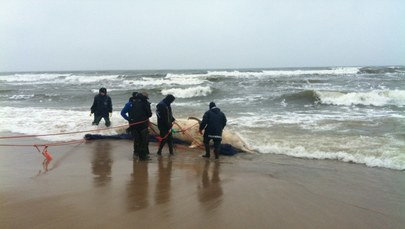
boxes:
[0,66,404,170]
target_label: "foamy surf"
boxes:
[0,107,128,141]
[254,143,405,170]
[315,90,405,107]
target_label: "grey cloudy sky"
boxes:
[1,0,404,72]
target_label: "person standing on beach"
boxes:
[121,92,152,160]
[90,87,112,127]
[199,102,227,159]
[156,94,176,156]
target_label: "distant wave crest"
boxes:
[262,67,360,76]
[358,66,405,74]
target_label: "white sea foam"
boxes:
[207,71,267,78]
[0,73,122,85]
[90,88,128,93]
[230,112,353,128]
[161,86,213,98]
[0,73,71,82]
[316,90,405,107]
[252,139,405,170]
[216,95,265,105]
[164,67,360,80]
[0,107,128,141]
[123,76,205,87]
[8,94,35,100]
[262,67,360,76]
[64,75,121,84]
[165,73,208,81]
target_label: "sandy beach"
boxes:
[0,138,404,229]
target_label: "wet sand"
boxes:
[0,138,404,229]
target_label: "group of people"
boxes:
[90,88,227,161]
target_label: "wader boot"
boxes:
[214,149,219,160]
[202,141,210,158]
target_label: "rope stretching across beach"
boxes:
[0,119,203,159]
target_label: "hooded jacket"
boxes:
[156,95,175,129]
[90,92,112,117]
[199,106,227,138]
[121,94,152,130]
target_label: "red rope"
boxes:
[0,139,87,147]
[173,122,204,148]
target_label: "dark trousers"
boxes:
[203,136,221,158]
[157,128,174,155]
[92,115,111,127]
[131,128,149,160]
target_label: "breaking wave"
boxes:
[281,90,319,104]
[358,66,405,74]
[161,86,213,98]
[315,90,405,107]
[280,90,405,107]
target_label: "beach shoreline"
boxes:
[0,138,404,228]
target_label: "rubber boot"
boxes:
[202,142,210,158]
[168,141,174,155]
[214,150,219,160]
[157,142,163,155]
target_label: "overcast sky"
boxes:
[0,0,404,72]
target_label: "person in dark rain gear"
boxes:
[156,94,176,156]
[121,92,152,160]
[90,87,112,127]
[199,102,227,159]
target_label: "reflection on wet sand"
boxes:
[155,158,173,205]
[35,158,52,177]
[198,160,223,209]
[127,161,149,212]
[91,141,113,187]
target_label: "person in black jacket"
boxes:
[199,102,227,159]
[122,92,152,160]
[156,94,176,156]
[90,87,113,127]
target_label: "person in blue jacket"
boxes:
[199,102,227,159]
[156,94,176,156]
[90,87,112,127]
[121,92,152,160]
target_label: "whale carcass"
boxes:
[148,117,255,153]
